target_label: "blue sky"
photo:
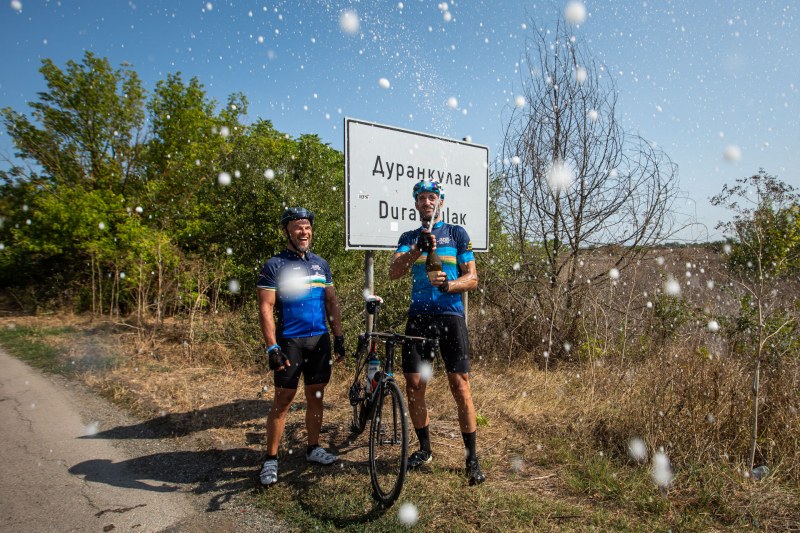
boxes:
[1,0,797,241]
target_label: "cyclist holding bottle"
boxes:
[389,181,486,486]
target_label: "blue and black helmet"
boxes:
[412,180,445,200]
[280,207,315,227]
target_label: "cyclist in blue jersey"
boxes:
[389,181,486,486]
[256,207,345,487]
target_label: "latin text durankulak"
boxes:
[379,200,467,225]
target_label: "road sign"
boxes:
[344,117,489,251]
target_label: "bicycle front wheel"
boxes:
[368,379,408,507]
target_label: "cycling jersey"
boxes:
[257,249,332,338]
[396,221,475,317]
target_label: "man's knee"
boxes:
[271,388,296,413]
[305,384,326,405]
[405,375,426,396]
[448,374,471,398]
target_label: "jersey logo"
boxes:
[467,241,473,251]
[438,237,451,245]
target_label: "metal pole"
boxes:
[365,250,374,332]
[460,137,472,329]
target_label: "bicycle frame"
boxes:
[348,299,435,435]
[347,297,438,507]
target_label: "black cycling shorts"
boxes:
[274,334,332,390]
[402,314,470,374]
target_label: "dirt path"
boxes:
[0,349,286,533]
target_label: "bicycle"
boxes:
[348,295,437,507]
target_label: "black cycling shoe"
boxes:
[467,458,486,486]
[406,449,432,470]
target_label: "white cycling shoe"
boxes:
[259,459,278,486]
[306,447,339,465]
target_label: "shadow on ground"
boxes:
[71,398,370,518]
[72,399,277,511]
[82,399,271,439]
[69,447,262,511]
[69,424,371,518]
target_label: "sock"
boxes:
[307,444,320,455]
[462,431,477,463]
[415,426,432,454]
[265,454,278,461]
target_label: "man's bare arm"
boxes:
[389,245,422,280]
[443,260,478,293]
[324,286,343,336]
[257,289,278,345]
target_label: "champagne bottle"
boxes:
[425,235,443,283]
[423,201,443,284]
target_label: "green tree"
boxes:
[207,126,352,304]
[2,51,145,193]
[143,73,223,249]
[0,53,355,347]
[114,214,179,325]
[711,170,798,472]
[713,170,800,278]
[1,53,146,309]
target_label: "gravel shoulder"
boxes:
[0,349,288,533]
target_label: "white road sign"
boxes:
[344,117,489,251]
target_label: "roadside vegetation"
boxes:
[1,16,799,531]
[0,324,77,373]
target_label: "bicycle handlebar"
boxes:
[360,295,438,346]
[366,331,435,344]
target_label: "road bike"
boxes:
[348,296,437,507]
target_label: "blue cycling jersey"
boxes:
[256,249,333,338]
[396,221,475,317]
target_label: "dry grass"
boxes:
[2,306,799,531]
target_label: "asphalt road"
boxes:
[0,350,283,533]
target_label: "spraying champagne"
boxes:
[424,200,443,283]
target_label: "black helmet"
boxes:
[280,207,315,228]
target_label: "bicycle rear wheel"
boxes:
[368,379,408,507]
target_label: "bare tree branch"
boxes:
[493,17,683,357]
